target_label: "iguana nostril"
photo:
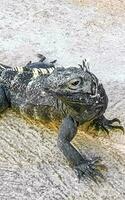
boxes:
[91,82,96,95]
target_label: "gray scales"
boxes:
[0,54,124,183]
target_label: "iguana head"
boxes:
[45,61,100,108]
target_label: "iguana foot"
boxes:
[90,115,124,134]
[75,157,106,183]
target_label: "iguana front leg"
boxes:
[90,115,124,134]
[58,116,104,182]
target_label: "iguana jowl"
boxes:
[0,55,124,182]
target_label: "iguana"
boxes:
[0,55,124,182]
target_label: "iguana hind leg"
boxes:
[58,116,105,183]
[0,84,10,113]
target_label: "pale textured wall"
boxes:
[72,0,125,15]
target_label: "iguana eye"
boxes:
[68,78,81,90]
[71,80,80,86]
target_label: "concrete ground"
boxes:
[0,0,125,199]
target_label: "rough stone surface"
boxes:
[0,0,125,199]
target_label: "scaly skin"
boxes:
[0,56,124,183]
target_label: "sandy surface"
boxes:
[0,0,125,199]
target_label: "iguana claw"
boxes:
[91,115,124,134]
[75,157,106,183]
